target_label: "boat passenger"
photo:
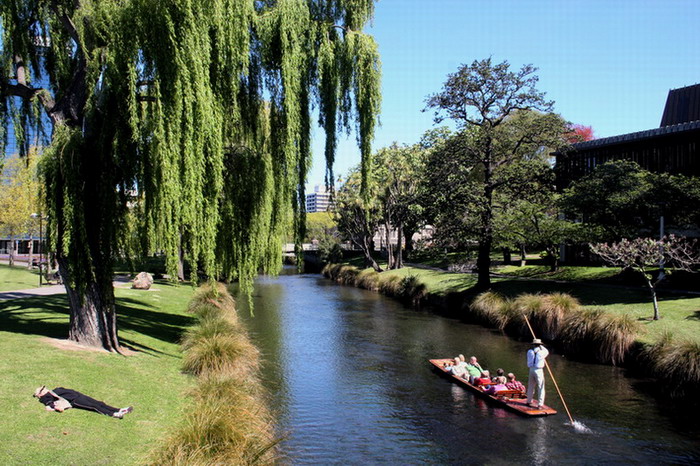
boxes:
[446,357,468,377]
[473,370,492,387]
[492,368,507,385]
[506,373,526,392]
[483,382,508,395]
[465,356,484,383]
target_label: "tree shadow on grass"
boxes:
[488,279,696,308]
[0,295,194,354]
[686,311,700,321]
[0,295,71,339]
[115,297,195,348]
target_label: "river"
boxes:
[237,271,700,465]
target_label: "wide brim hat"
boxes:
[531,338,543,345]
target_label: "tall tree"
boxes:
[372,142,426,269]
[1,0,381,351]
[334,168,382,271]
[426,59,567,289]
[0,153,41,266]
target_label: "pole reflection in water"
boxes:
[238,272,700,465]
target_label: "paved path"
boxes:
[0,276,132,301]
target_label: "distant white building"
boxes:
[306,185,335,213]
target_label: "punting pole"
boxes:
[523,315,575,426]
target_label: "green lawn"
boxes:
[0,263,41,291]
[493,264,621,281]
[375,265,700,346]
[0,281,197,465]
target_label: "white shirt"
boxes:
[527,346,549,369]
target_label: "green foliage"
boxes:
[0,152,42,245]
[560,160,700,241]
[2,0,382,342]
[423,59,569,287]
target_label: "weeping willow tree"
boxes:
[0,0,380,351]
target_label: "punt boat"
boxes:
[429,358,557,417]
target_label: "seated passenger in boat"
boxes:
[473,370,492,387]
[505,372,526,392]
[445,357,468,377]
[483,382,508,395]
[492,368,507,385]
[465,356,484,383]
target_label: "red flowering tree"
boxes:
[565,124,595,143]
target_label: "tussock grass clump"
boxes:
[642,333,700,398]
[506,293,545,336]
[356,268,380,290]
[180,315,238,351]
[187,282,237,315]
[399,274,427,306]
[182,332,260,380]
[561,308,640,365]
[378,274,402,296]
[150,285,276,465]
[594,313,641,365]
[377,274,427,305]
[538,293,581,340]
[470,291,509,327]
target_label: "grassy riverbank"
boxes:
[0,263,41,291]
[353,264,700,345]
[149,283,276,464]
[0,281,196,465]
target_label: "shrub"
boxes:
[399,274,427,306]
[538,293,580,340]
[356,268,380,290]
[182,331,260,380]
[643,333,700,398]
[470,291,509,328]
[593,312,641,365]
[151,285,276,464]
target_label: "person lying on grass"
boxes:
[33,386,133,419]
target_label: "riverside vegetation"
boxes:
[322,263,700,399]
[149,283,277,465]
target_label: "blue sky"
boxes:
[306,0,700,189]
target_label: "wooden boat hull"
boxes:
[429,358,557,417]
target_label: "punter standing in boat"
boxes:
[526,339,549,408]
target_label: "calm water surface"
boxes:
[238,271,700,465]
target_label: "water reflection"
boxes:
[238,272,700,465]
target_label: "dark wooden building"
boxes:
[555,83,700,189]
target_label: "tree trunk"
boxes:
[177,242,186,281]
[384,220,394,270]
[502,247,511,265]
[547,246,558,272]
[646,277,660,321]
[58,256,121,351]
[476,164,494,291]
[8,235,15,267]
[395,221,404,269]
[360,236,382,272]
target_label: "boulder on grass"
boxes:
[132,272,154,290]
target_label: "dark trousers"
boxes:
[53,387,120,416]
